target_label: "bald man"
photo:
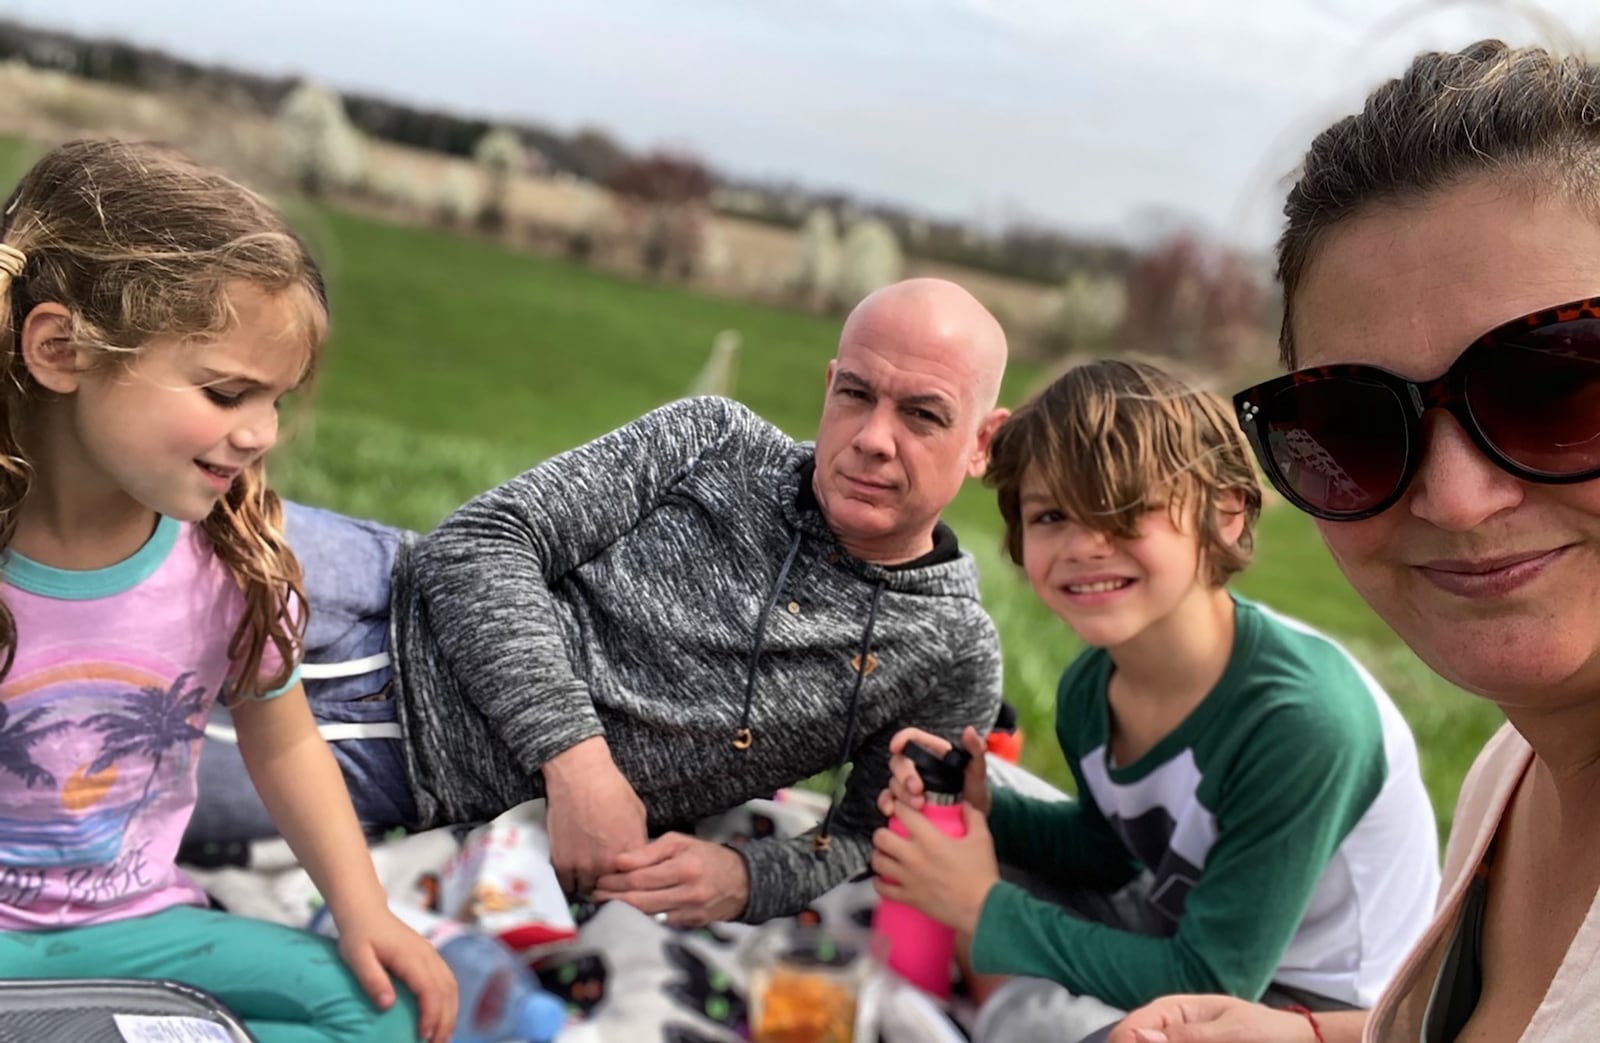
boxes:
[190,278,1009,926]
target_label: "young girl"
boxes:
[0,140,456,1043]
[872,359,1440,1043]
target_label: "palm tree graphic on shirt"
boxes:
[83,671,209,819]
[0,702,72,789]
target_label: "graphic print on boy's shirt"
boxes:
[1079,747,1212,928]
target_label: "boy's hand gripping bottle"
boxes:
[871,741,971,999]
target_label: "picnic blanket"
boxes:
[182,758,1065,1042]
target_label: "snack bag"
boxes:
[438,801,576,949]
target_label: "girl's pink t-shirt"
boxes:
[0,517,295,930]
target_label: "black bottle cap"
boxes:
[904,741,971,798]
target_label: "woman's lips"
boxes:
[1413,546,1570,598]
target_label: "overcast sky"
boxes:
[11,0,1599,246]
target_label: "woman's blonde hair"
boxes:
[0,139,328,694]
[985,358,1262,588]
[1278,39,1600,365]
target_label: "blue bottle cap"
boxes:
[514,990,569,1042]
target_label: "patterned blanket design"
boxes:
[183,759,1065,1040]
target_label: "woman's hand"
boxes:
[1107,995,1326,1043]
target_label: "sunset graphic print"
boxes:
[0,656,214,923]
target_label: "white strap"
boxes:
[316,722,403,742]
[204,720,402,745]
[299,652,391,679]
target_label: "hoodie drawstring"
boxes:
[733,529,805,750]
[812,578,886,857]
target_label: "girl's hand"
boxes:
[871,800,999,937]
[229,689,456,1041]
[878,726,992,817]
[336,907,459,1043]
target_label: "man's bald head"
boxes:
[812,278,1011,564]
[839,278,1008,414]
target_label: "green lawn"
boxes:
[275,206,1499,840]
[0,134,1501,840]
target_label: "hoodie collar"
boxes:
[782,450,979,599]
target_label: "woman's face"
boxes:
[1292,178,1600,709]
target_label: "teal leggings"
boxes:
[0,905,420,1043]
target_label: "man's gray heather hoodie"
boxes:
[390,396,1002,922]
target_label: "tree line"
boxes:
[0,17,1139,286]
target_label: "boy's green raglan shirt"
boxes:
[976,598,1440,1010]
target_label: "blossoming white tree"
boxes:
[835,218,903,309]
[473,126,527,230]
[278,81,367,196]
[1042,270,1128,354]
[792,207,841,309]
[436,166,482,226]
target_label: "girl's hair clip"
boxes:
[0,243,25,280]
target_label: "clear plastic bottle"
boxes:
[438,927,569,1043]
[870,741,971,999]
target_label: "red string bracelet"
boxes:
[1284,1004,1326,1043]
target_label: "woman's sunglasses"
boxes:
[1233,297,1600,521]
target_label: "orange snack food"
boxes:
[753,965,856,1043]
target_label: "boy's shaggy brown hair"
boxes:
[986,358,1262,588]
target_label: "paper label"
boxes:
[113,1014,238,1042]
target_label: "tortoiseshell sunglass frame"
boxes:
[1232,296,1600,522]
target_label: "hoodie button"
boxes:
[786,601,801,615]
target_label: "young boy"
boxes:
[871,359,1440,1043]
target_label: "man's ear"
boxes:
[19,303,84,394]
[823,358,836,393]
[966,407,1010,479]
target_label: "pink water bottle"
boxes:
[872,741,972,999]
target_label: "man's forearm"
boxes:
[740,831,870,923]
[542,734,614,787]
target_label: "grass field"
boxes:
[0,136,1503,840]
[280,206,1501,840]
